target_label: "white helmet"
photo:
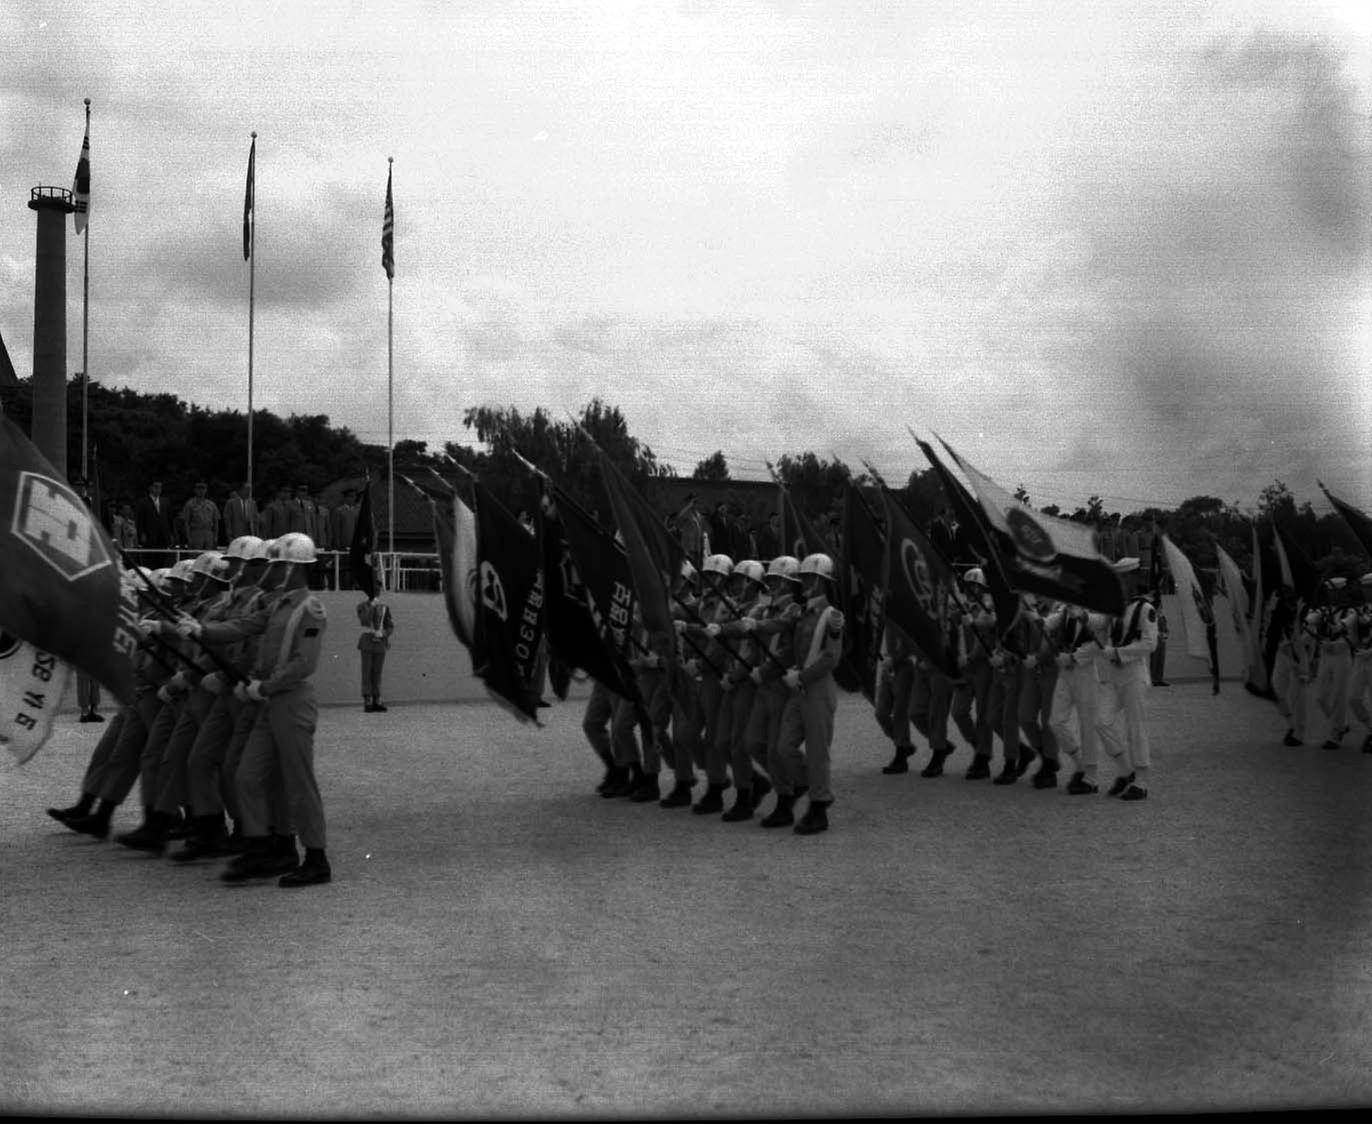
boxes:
[702,553,734,578]
[679,559,698,583]
[147,567,173,592]
[963,567,986,587]
[191,551,229,579]
[226,535,264,560]
[766,555,801,581]
[734,559,766,586]
[799,553,836,581]
[271,532,317,564]
[167,559,196,583]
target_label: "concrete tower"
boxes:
[27,185,74,475]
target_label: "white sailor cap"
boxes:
[1325,576,1348,590]
[1112,557,1140,574]
[1361,574,1372,586]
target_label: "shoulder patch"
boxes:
[827,609,845,635]
[1144,607,1156,622]
[304,596,327,620]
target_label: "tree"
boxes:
[692,450,730,482]
[775,452,851,520]
[902,466,946,527]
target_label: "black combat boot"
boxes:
[602,763,642,799]
[920,749,952,778]
[691,783,728,815]
[721,788,755,822]
[881,745,914,775]
[964,755,991,780]
[628,771,661,803]
[759,793,797,828]
[115,808,170,853]
[279,847,332,888]
[658,780,694,808]
[66,799,116,839]
[170,815,230,862]
[47,793,95,824]
[794,799,831,835]
[1031,759,1060,790]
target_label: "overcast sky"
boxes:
[2,0,1368,513]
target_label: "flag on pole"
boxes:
[1215,543,1252,677]
[243,136,255,261]
[1318,481,1372,558]
[0,326,18,388]
[880,488,962,680]
[348,475,377,600]
[72,111,91,234]
[382,162,395,280]
[938,436,1124,617]
[0,414,138,707]
[401,472,476,649]
[1272,520,1319,603]
[836,481,885,700]
[1245,520,1278,698]
[1160,534,1220,692]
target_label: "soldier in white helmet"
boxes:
[183,532,332,887]
[766,552,845,835]
[678,553,736,814]
[1270,588,1316,747]
[1093,557,1157,800]
[1346,574,1372,753]
[1315,577,1355,749]
[951,568,998,780]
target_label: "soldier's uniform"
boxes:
[1271,596,1316,747]
[768,553,844,835]
[1094,563,1158,800]
[708,562,773,820]
[179,487,221,550]
[951,574,998,779]
[1046,605,1107,793]
[874,622,919,774]
[681,555,735,814]
[1018,599,1061,789]
[357,596,396,711]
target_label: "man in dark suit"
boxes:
[134,480,175,567]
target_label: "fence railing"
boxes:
[118,549,445,593]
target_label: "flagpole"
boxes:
[247,131,256,503]
[80,98,90,482]
[387,156,395,562]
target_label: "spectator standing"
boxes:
[180,482,221,550]
[674,493,707,569]
[134,480,175,566]
[288,484,315,535]
[112,501,139,549]
[261,485,292,539]
[223,482,259,541]
[756,512,782,560]
[331,488,360,588]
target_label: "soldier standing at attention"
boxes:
[180,482,221,551]
[183,532,332,887]
[357,585,396,712]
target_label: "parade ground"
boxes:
[3,679,1371,1118]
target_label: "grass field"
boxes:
[3,680,1370,1116]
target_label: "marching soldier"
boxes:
[951,569,998,780]
[709,559,775,821]
[874,620,919,775]
[183,532,332,887]
[767,553,844,835]
[680,553,735,814]
[1270,589,1316,747]
[659,559,704,807]
[1346,575,1372,753]
[1019,596,1062,789]
[1094,558,1157,800]
[1315,577,1355,749]
[1046,601,1109,794]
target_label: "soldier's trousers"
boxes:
[745,680,786,786]
[985,663,1025,765]
[1020,663,1059,761]
[1095,662,1151,773]
[186,693,237,817]
[773,676,837,803]
[77,673,100,714]
[671,678,705,771]
[1272,652,1308,736]
[139,698,184,808]
[80,709,126,797]
[951,659,993,756]
[360,648,387,700]
[697,674,729,785]
[94,694,161,806]
[1316,645,1351,735]
[1349,653,1372,730]
[239,684,324,849]
[1049,665,1100,774]
[910,668,953,753]
[582,683,618,768]
[154,688,215,816]
[635,669,680,778]
[726,678,770,788]
[874,659,915,749]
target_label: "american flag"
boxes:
[72,112,90,234]
[243,136,255,261]
[382,162,395,279]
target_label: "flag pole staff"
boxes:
[387,157,395,566]
[246,131,257,506]
[80,97,91,482]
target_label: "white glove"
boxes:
[169,670,190,691]
[989,653,1005,670]
[202,671,225,696]
[138,617,162,635]
[673,619,687,635]
[685,659,702,679]
[749,666,764,685]
[156,684,176,703]
[245,679,266,702]
[233,681,250,702]
[1024,654,1038,669]
[783,668,802,689]
[705,622,721,638]
[721,677,735,693]
[1055,652,1074,669]
[176,616,203,639]
[740,616,757,634]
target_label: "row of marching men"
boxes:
[1267,574,1372,752]
[584,552,1162,823]
[583,552,846,834]
[45,534,335,888]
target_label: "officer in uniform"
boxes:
[1094,558,1157,800]
[1315,577,1355,749]
[357,585,396,712]
[874,620,919,774]
[185,532,332,887]
[681,553,735,814]
[767,553,844,835]
[951,569,998,780]
[180,482,221,550]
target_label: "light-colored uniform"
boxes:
[1094,596,1158,784]
[1315,605,1355,745]
[1346,605,1372,746]
[1047,607,1106,782]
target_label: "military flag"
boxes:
[1273,519,1320,603]
[348,475,377,600]
[403,472,476,650]
[472,479,545,723]
[594,446,682,664]
[0,415,139,710]
[1245,520,1279,699]
[837,481,886,699]
[1318,481,1372,559]
[72,108,91,235]
[1160,534,1219,692]
[939,437,1124,617]
[913,435,1020,636]
[1215,544,1252,680]
[775,476,828,562]
[0,325,18,388]
[539,492,638,701]
[879,488,962,680]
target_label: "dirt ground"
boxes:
[3,679,1371,1117]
